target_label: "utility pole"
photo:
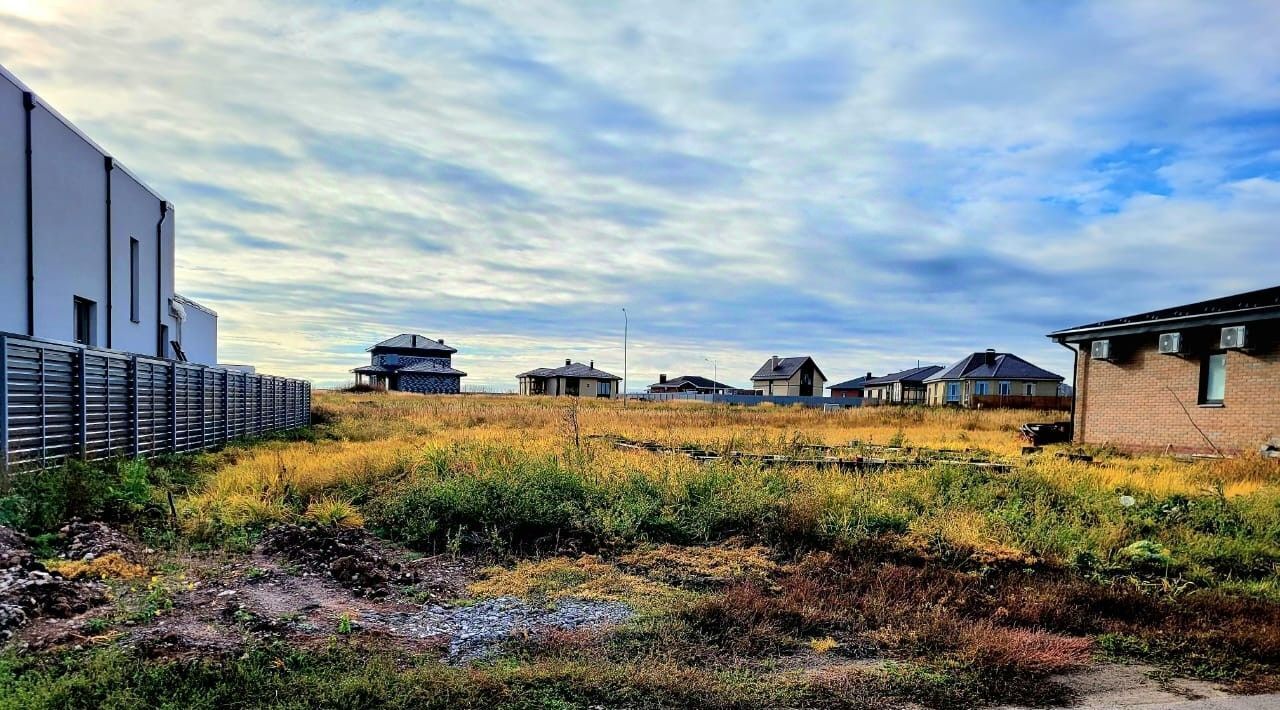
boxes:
[616,308,622,409]
[704,357,718,397]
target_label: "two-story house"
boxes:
[353,334,467,394]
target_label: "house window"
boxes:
[129,238,141,322]
[974,381,989,396]
[998,381,1011,396]
[946,382,960,402]
[598,380,611,397]
[1024,382,1035,396]
[1200,353,1227,405]
[74,297,97,346]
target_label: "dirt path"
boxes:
[998,663,1280,709]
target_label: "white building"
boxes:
[0,63,216,363]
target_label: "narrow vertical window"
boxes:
[1024,382,1035,396]
[999,381,1011,396]
[129,237,140,322]
[74,297,96,346]
[1200,353,1226,405]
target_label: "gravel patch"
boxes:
[363,596,633,661]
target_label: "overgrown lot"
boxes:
[1,392,1278,708]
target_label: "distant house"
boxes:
[828,373,871,399]
[353,333,467,394]
[517,360,621,398]
[924,349,1063,407]
[862,365,944,404]
[1049,285,1280,454]
[648,374,731,394]
[750,356,826,396]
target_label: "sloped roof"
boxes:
[751,356,826,381]
[400,360,467,377]
[649,375,730,389]
[368,333,457,353]
[864,365,943,386]
[352,365,389,374]
[517,362,621,380]
[828,375,870,390]
[926,352,1062,382]
[1049,284,1280,341]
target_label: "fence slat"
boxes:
[0,333,310,469]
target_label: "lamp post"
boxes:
[616,309,622,406]
[704,357,717,397]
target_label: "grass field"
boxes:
[2,391,1278,708]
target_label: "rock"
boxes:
[0,525,107,641]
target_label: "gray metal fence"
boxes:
[0,332,310,470]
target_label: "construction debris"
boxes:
[0,526,107,641]
[1021,421,1072,446]
[1262,437,1280,460]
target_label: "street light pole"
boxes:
[704,357,717,397]
[616,309,622,409]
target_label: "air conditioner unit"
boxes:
[1220,326,1248,350]
[1158,332,1184,355]
[1091,339,1113,361]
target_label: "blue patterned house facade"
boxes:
[353,334,466,394]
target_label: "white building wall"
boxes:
[0,74,25,332]
[178,298,218,365]
[31,104,110,347]
[1,63,214,359]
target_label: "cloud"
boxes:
[1,0,1278,389]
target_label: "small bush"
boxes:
[958,623,1092,676]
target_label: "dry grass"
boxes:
[45,552,148,580]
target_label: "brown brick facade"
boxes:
[1075,335,1280,454]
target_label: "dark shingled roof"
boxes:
[1049,284,1280,340]
[648,375,731,390]
[517,362,621,380]
[368,333,457,353]
[927,352,1061,382]
[751,356,826,381]
[828,375,870,390]
[863,365,944,386]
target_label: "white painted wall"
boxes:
[0,64,215,361]
[0,75,25,330]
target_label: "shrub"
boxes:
[957,623,1092,676]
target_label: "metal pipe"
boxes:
[155,202,169,357]
[1053,338,1080,440]
[23,92,35,336]
[104,157,114,348]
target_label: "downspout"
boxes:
[1053,338,1079,440]
[104,156,114,348]
[155,201,169,357]
[22,92,35,336]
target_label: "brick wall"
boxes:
[397,373,461,394]
[1075,335,1280,454]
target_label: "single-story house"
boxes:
[924,349,1063,406]
[517,360,621,398]
[750,356,826,396]
[862,365,943,404]
[828,373,871,399]
[648,374,731,394]
[1049,285,1280,454]
[352,333,466,394]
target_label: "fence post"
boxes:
[131,356,140,459]
[0,335,8,473]
[223,370,230,444]
[78,347,88,459]
[38,347,46,468]
[169,362,178,454]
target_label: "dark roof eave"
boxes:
[1048,306,1280,342]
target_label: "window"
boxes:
[998,381,1011,396]
[598,380,611,397]
[73,297,96,346]
[1024,382,1035,396]
[129,238,140,322]
[974,381,989,395]
[946,382,960,401]
[1200,353,1227,405]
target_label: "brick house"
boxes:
[353,333,466,394]
[1048,285,1280,454]
[828,374,871,399]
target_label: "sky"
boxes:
[1,1,1278,390]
